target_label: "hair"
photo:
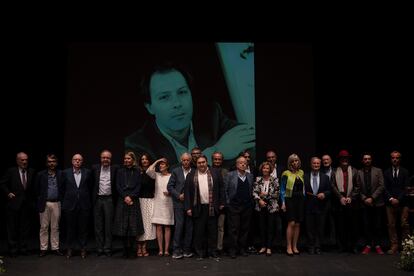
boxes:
[310,156,321,164]
[124,151,137,167]
[287,153,301,171]
[390,150,401,158]
[259,161,273,174]
[139,152,152,168]
[212,151,223,158]
[140,61,194,104]
[196,155,208,163]
[191,147,202,154]
[100,149,112,156]
[46,154,58,162]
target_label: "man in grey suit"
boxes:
[167,152,193,259]
[357,153,385,255]
[224,156,254,258]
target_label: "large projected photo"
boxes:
[66,43,257,169]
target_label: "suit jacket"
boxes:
[61,167,93,211]
[125,102,238,169]
[357,166,385,207]
[167,166,191,209]
[91,164,119,205]
[224,170,254,206]
[304,171,331,213]
[0,167,35,210]
[35,169,63,212]
[383,166,410,204]
[184,168,224,217]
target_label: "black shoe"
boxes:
[247,246,256,254]
[230,251,237,259]
[209,252,218,258]
[315,248,321,255]
[39,250,47,257]
[53,249,64,256]
[66,249,72,259]
[81,249,87,259]
[308,248,315,255]
[104,251,112,257]
[97,250,104,257]
[286,251,294,257]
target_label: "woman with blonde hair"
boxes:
[280,154,305,256]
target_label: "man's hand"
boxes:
[214,124,255,159]
[187,209,192,216]
[317,193,325,200]
[7,193,15,199]
[179,193,185,202]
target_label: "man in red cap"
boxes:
[331,150,361,254]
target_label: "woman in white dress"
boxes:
[146,158,174,256]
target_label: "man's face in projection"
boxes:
[145,70,193,131]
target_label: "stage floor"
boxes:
[0,250,409,276]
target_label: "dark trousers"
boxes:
[258,208,277,248]
[363,205,383,247]
[65,207,90,249]
[172,207,193,254]
[193,204,217,257]
[94,196,114,253]
[227,204,252,253]
[306,211,326,249]
[6,204,30,253]
[336,205,359,251]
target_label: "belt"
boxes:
[97,195,112,198]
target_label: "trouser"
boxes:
[94,196,114,252]
[386,205,410,248]
[193,205,218,256]
[172,207,193,254]
[39,201,61,250]
[227,205,252,253]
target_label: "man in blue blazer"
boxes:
[61,153,93,259]
[304,157,331,255]
[224,156,254,258]
[167,152,193,259]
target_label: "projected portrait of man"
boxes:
[125,61,255,169]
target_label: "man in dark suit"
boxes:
[0,152,35,257]
[167,152,193,259]
[35,154,63,257]
[304,157,331,255]
[357,153,385,255]
[91,150,118,257]
[383,150,410,254]
[224,156,255,258]
[184,155,225,259]
[61,153,93,259]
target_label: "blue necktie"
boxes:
[312,173,318,195]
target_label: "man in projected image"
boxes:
[125,62,255,169]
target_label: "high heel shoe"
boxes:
[286,250,294,257]
[266,249,272,256]
[258,248,266,255]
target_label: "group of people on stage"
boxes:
[1,148,413,260]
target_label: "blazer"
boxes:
[0,167,35,210]
[253,176,280,213]
[383,166,410,204]
[35,169,63,212]
[61,167,93,211]
[91,164,119,205]
[224,170,254,206]
[357,166,385,207]
[125,102,238,169]
[167,166,191,208]
[184,168,224,217]
[304,171,331,213]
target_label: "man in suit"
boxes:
[383,150,410,254]
[91,150,118,257]
[357,153,385,255]
[331,150,360,254]
[61,153,93,259]
[0,152,35,257]
[321,154,337,249]
[184,155,224,259]
[167,152,193,259]
[304,157,331,255]
[35,154,64,257]
[224,156,255,258]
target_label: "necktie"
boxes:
[393,168,398,183]
[21,169,27,189]
[312,173,318,195]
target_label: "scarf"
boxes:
[193,169,214,216]
[335,166,353,196]
[282,169,304,198]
